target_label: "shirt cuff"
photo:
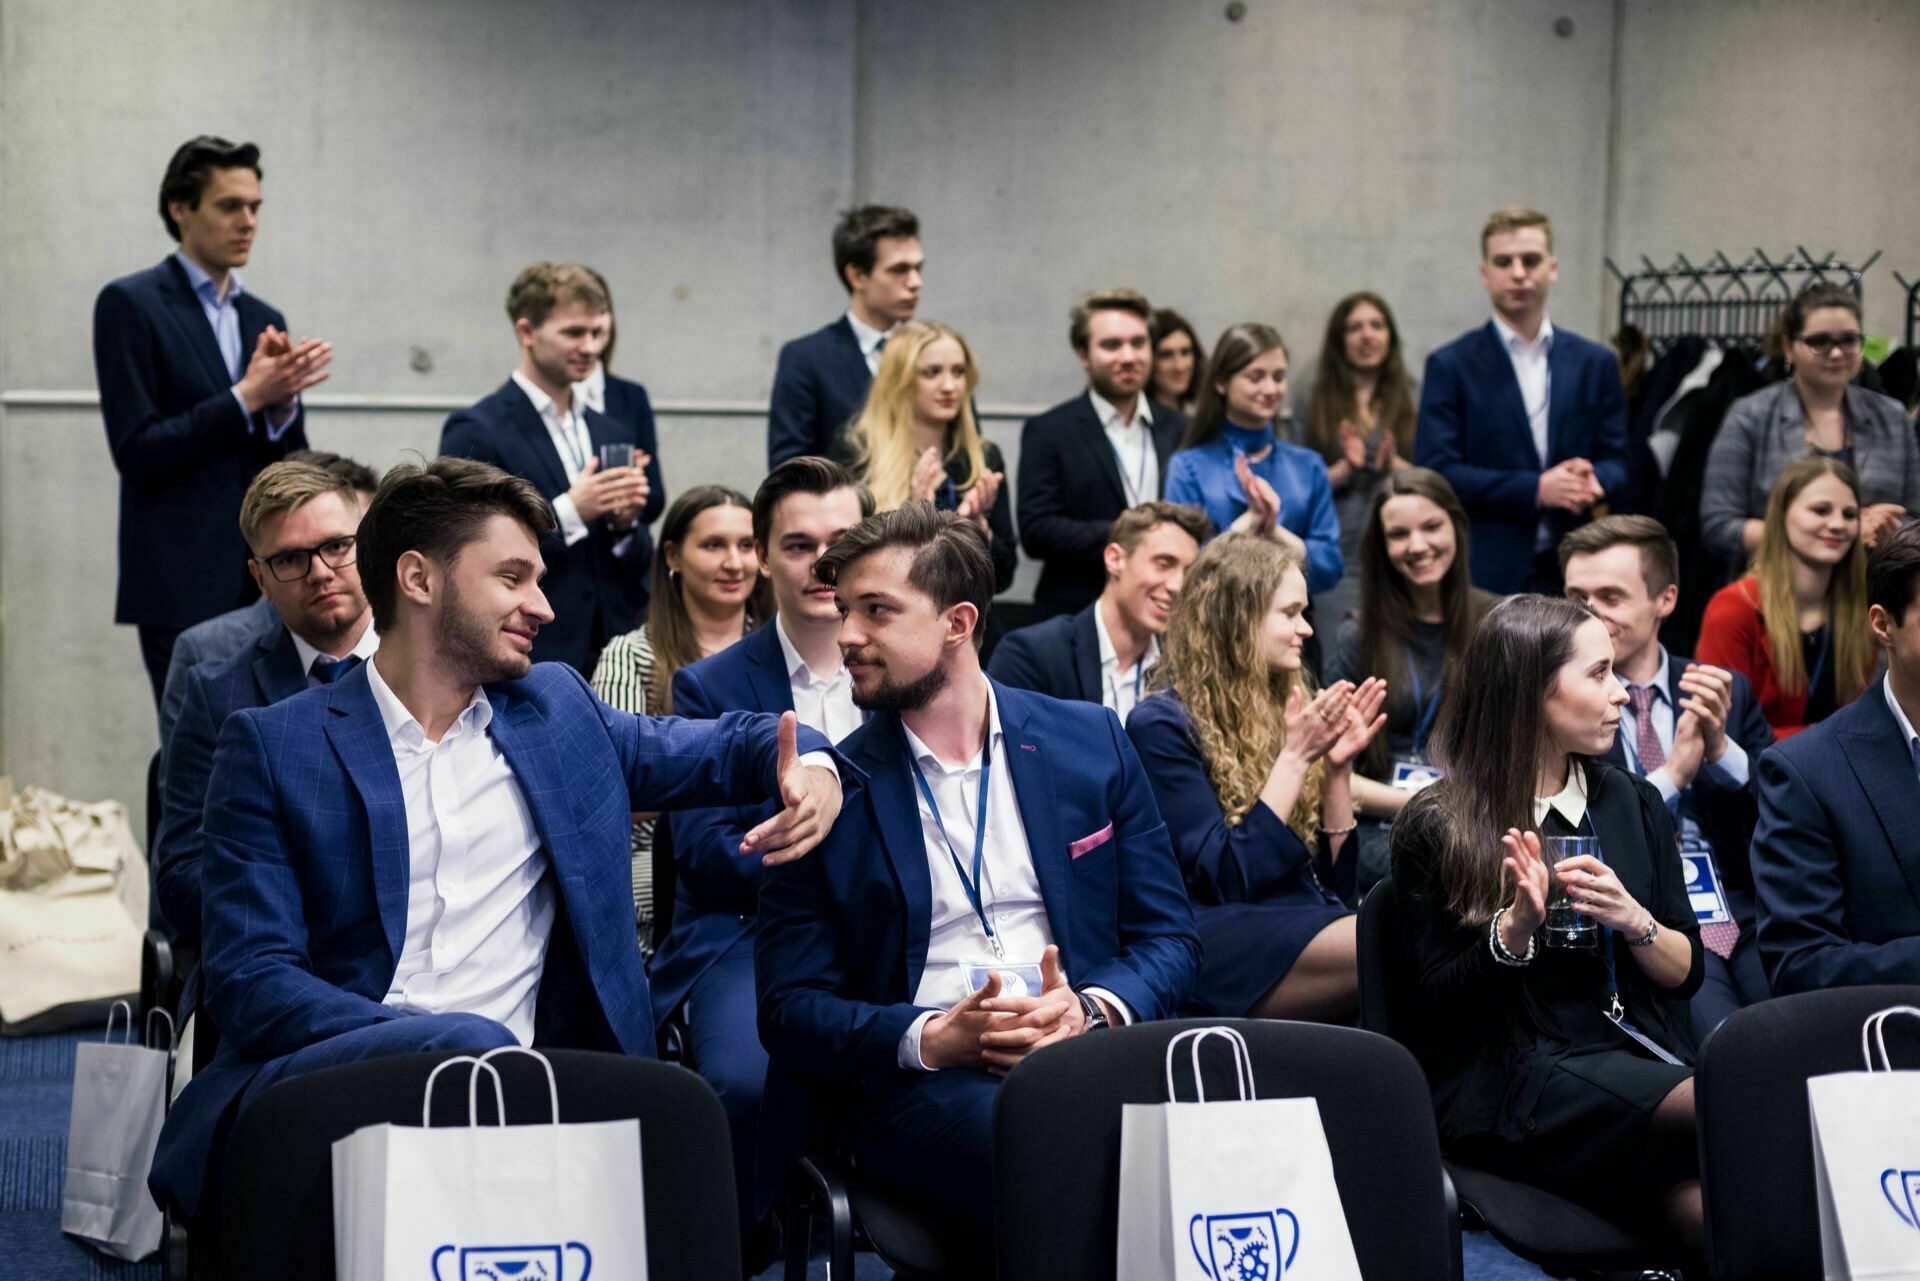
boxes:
[264,397,299,442]
[231,386,254,425]
[1702,737,1749,788]
[1647,765,1681,806]
[899,1009,940,1070]
[1081,986,1134,1026]
[797,750,838,782]
[551,493,591,547]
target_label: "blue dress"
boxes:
[1163,422,1344,594]
[1125,690,1352,1016]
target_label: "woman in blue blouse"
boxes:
[1165,323,1344,596]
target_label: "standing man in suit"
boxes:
[440,263,659,677]
[654,455,873,1241]
[1415,207,1628,594]
[95,135,334,707]
[989,500,1209,719]
[756,503,1199,1252]
[574,265,667,517]
[1751,519,1920,994]
[1016,289,1189,618]
[1560,516,1776,1032]
[767,206,923,468]
[148,456,848,1220]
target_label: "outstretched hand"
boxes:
[1501,828,1550,941]
[740,711,842,866]
[1323,676,1389,769]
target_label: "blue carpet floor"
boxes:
[4,1025,1546,1280]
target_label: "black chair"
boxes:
[780,1153,981,1281]
[992,1016,1460,1281]
[1697,985,1920,1280]
[208,1048,742,1280]
[1357,876,1681,1277]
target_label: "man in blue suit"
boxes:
[656,455,873,1233]
[95,136,334,706]
[989,500,1208,719]
[1560,516,1777,1031]
[1414,207,1628,594]
[1751,520,1920,994]
[757,503,1200,1250]
[441,263,660,678]
[766,206,922,468]
[149,457,849,1219]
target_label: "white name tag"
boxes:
[962,960,1045,999]
[1391,759,1445,793]
[1680,844,1731,925]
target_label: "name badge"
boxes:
[1391,759,1445,793]
[962,960,1045,999]
[1679,843,1731,925]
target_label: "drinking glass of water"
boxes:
[1543,835,1599,949]
[597,442,635,472]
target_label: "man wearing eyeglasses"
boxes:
[156,460,376,956]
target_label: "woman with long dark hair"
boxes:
[1148,308,1206,413]
[1323,468,1493,889]
[1127,534,1386,1022]
[1390,595,1705,1257]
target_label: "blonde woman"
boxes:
[833,320,1016,592]
[1126,533,1386,1020]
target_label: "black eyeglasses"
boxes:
[1795,331,1864,356]
[255,536,357,582]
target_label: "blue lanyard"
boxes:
[1806,626,1831,700]
[1112,429,1150,505]
[1405,647,1442,752]
[1107,660,1146,713]
[903,725,1000,956]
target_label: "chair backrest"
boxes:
[993,1017,1454,1281]
[144,748,162,861]
[1698,984,1920,1281]
[214,1048,741,1281]
[1356,875,1417,1044]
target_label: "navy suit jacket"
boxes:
[155,622,309,946]
[653,622,796,1022]
[1016,393,1187,617]
[1414,322,1628,593]
[985,603,1103,705]
[598,371,668,516]
[1597,652,1775,895]
[157,597,279,769]
[1751,684,1920,995]
[755,679,1200,1087]
[440,381,661,674]
[768,316,870,468]
[94,258,310,628]
[149,659,838,1215]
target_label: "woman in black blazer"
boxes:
[1389,594,1705,1257]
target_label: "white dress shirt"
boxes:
[1882,674,1920,783]
[846,310,893,375]
[289,624,380,689]
[1492,313,1555,550]
[1088,388,1160,507]
[774,615,863,744]
[1534,761,1588,829]
[367,656,555,1046]
[573,361,607,416]
[1092,600,1158,724]
[510,370,594,548]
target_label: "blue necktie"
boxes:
[310,654,361,685]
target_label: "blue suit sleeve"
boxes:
[94,282,252,490]
[984,627,1047,693]
[1162,452,1202,511]
[1415,349,1541,517]
[1296,456,1344,594]
[767,341,821,469]
[662,664,771,913]
[154,666,219,943]
[438,410,503,466]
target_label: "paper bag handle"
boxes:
[422,1055,507,1128]
[1861,1005,1920,1072]
[478,1046,561,1125]
[1164,1026,1256,1104]
[104,1000,134,1045]
[145,1007,176,1054]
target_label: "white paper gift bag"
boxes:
[61,1003,174,1261]
[1808,1005,1920,1281]
[1117,1027,1363,1281]
[331,1046,648,1281]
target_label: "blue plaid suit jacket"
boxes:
[150,658,835,1215]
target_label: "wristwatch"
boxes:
[1077,990,1111,1031]
[1628,913,1659,948]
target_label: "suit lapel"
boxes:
[158,258,236,392]
[583,406,622,458]
[1584,762,1653,901]
[323,669,412,969]
[1839,692,1920,902]
[995,683,1074,974]
[1147,401,1184,482]
[858,714,935,996]
[235,293,269,380]
[744,624,797,715]
[253,626,309,705]
[1473,323,1535,464]
[1546,334,1579,464]
[1071,606,1104,704]
[501,381,573,497]
[1073,394,1131,508]
[484,689,577,860]
[831,316,873,393]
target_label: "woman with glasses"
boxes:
[1699,283,1917,565]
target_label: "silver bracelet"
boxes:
[1489,907,1537,967]
[1318,821,1358,837]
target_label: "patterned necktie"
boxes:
[1627,684,1665,772]
[310,654,361,685]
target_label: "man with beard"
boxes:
[441,262,653,677]
[1016,289,1189,619]
[149,457,849,1222]
[755,502,1198,1257]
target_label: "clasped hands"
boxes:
[738,711,842,866]
[920,945,1104,1075]
[1538,458,1604,513]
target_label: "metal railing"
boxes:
[1605,247,1881,355]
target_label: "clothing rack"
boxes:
[1893,271,1920,349]
[1605,247,1881,356]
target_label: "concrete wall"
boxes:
[3,0,1918,833]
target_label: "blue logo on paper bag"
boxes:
[431,1243,592,1281]
[1188,1209,1299,1281]
[1885,1169,1920,1231]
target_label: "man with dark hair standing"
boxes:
[756,502,1198,1254]
[95,135,334,707]
[148,456,848,1221]
[440,262,659,677]
[766,206,923,468]
[1016,289,1188,619]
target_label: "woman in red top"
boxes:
[1696,456,1874,738]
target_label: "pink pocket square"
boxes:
[1069,823,1115,859]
